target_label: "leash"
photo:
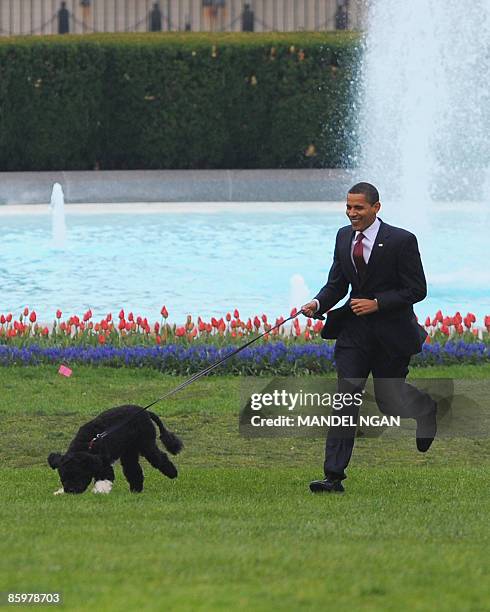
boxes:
[88,308,324,450]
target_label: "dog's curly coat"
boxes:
[48,405,183,494]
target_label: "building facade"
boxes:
[0,0,366,36]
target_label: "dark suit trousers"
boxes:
[324,317,434,481]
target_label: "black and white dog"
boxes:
[48,405,183,495]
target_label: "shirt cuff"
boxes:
[313,299,320,313]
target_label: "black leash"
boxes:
[88,308,324,450]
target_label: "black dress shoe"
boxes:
[416,401,437,452]
[309,478,345,493]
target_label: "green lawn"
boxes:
[1,366,489,611]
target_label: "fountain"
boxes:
[359,0,490,210]
[50,183,66,249]
[289,274,310,314]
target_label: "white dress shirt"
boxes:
[312,217,381,313]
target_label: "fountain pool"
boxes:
[0,202,488,324]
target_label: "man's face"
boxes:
[346,193,380,232]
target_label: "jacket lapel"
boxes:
[341,228,357,280]
[362,219,390,285]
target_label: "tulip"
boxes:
[6,314,12,323]
[190,328,197,338]
[435,310,443,323]
[56,310,62,319]
[290,307,298,317]
[456,324,463,334]
[425,316,431,327]
[98,334,106,344]
[24,307,29,316]
[42,327,49,336]
[119,309,125,319]
[234,309,239,319]
[261,314,268,323]
[156,335,161,344]
[101,320,108,331]
[107,313,112,322]
[305,330,311,340]
[161,306,169,318]
[254,316,261,328]
[226,312,231,322]
[440,324,450,336]
[0,315,5,325]
[175,326,186,337]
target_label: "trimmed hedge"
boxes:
[0,32,361,170]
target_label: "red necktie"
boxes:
[353,233,367,277]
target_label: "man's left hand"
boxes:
[350,298,379,316]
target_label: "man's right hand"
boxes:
[301,300,318,317]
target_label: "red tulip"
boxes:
[425,316,431,327]
[290,307,298,317]
[154,322,160,333]
[175,326,186,337]
[156,335,161,344]
[463,315,472,329]
[101,319,108,331]
[56,309,62,319]
[440,324,450,336]
[234,309,239,319]
[314,320,323,333]
[106,313,112,322]
[435,310,443,323]
[161,306,169,318]
[468,312,476,323]
[456,324,463,334]
[125,322,132,332]
[261,314,268,323]
[6,314,12,323]
[0,315,5,325]
[305,330,311,340]
[128,312,134,322]
[23,307,29,316]
[226,312,231,322]
[253,316,261,328]
[98,334,106,344]
[190,328,197,338]
[119,309,125,319]
[42,327,49,336]
[246,319,252,331]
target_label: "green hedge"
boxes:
[0,32,361,170]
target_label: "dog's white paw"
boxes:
[53,488,65,495]
[92,480,113,494]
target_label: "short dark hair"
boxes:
[348,182,379,205]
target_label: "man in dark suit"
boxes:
[302,182,437,493]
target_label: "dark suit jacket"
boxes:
[314,219,428,356]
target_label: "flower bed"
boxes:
[0,307,488,373]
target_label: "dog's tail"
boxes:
[148,412,183,455]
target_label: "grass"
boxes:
[1,365,489,611]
